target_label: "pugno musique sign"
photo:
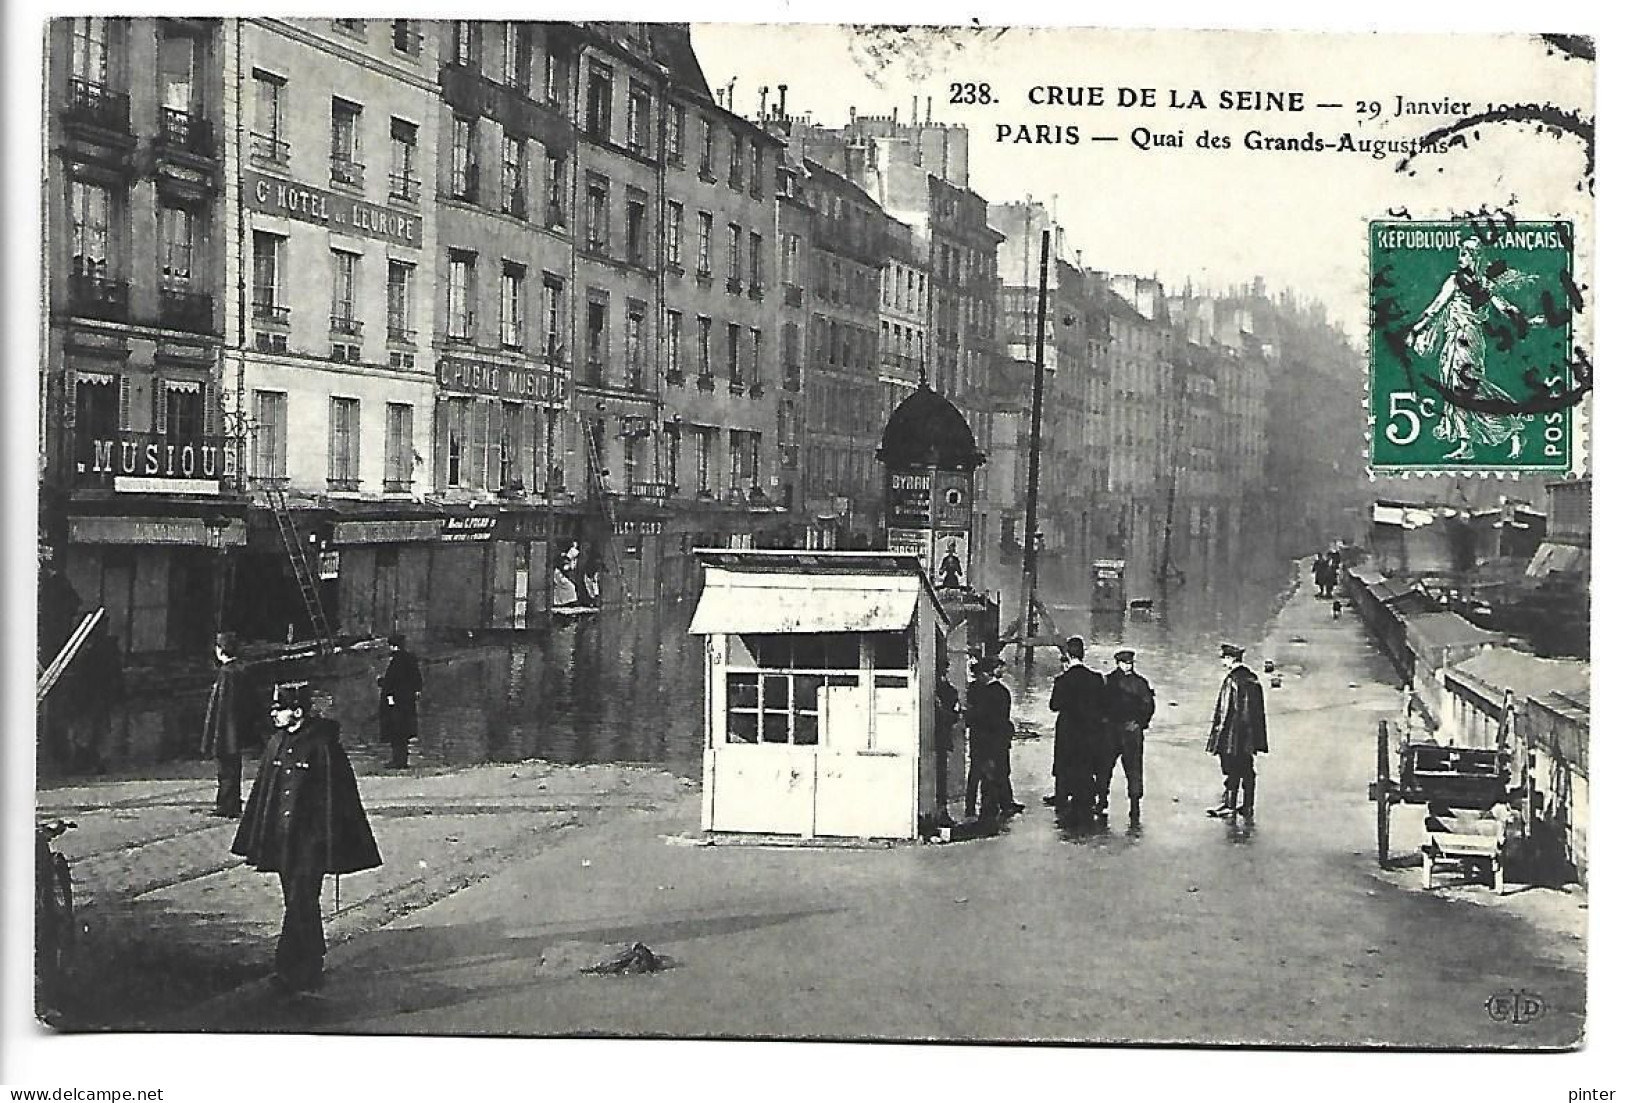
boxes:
[439,356,567,404]
[243,170,422,249]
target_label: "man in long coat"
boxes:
[1103,649,1156,824]
[377,633,423,769]
[1049,636,1110,817]
[201,632,262,818]
[963,654,1017,821]
[1205,643,1269,819]
[233,681,382,993]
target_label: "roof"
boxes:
[1446,647,1590,701]
[877,385,985,471]
[688,550,946,635]
[1404,612,1503,653]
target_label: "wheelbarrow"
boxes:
[1370,721,1512,891]
[1421,805,1508,893]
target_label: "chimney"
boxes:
[925,96,932,124]
[911,95,918,125]
[778,84,788,118]
[759,85,768,120]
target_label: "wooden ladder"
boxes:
[264,483,335,652]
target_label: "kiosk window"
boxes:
[725,670,837,745]
[873,631,910,670]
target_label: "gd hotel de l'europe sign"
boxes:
[243,170,422,248]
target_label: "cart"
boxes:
[1370,719,1514,892]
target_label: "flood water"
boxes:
[38,544,1298,785]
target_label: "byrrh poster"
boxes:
[6,3,1605,1098]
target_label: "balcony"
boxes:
[330,314,363,337]
[583,360,606,388]
[726,276,743,295]
[64,80,131,134]
[665,368,685,386]
[387,322,417,343]
[783,285,804,308]
[501,326,524,350]
[247,300,287,331]
[330,156,365,188]
[748,283,764,301]
[696,373,716,392]
[782,367,802,393]
[382,478,413,495]
[696,269,713,289]
[728,377,745,396]
[249,131,289,166]
[544,202,567,229]
[749,382,765,398]
[698,163,716,183]
[67,273,129,321]
[158,108,214,157]
[503,191,527,220]
[159,288,214,332]
[450,163,479,203]
[388,172,421,203]
[326,476,361,492]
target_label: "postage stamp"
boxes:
[1368,219,1580,474]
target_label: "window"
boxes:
[70,17,109,86]
[501,133,526,217]
[250,231,285,322]
[330,98,363,186]
[250,70,286,163]
[665,310,682,378]
[665,200,683,267]
[332,18,364,35]
[625,191,647,266]
[625,307,644,390]
[667,106,685,164]
[728,132,744,189]
[391,19,421,55]
[696,212,713,276]
[452,21,474,67]
[501,23,525,89]
[500,263,525,348]
[159,206,192,285]
[696,316,712,378]
[389,118,419,202]
[783,321,801,391]
[667,424,682,492]
[252,390,287,481]
[748,233,763,293]
[533,406,560,492]
[585,177,609,253]
[727,223,741,287]
[750,328,762,386]
[328,397,361,490]
[446,397,470,486]
[157,29,195,116]
[450,116,476,200]
[160,383,203,442]
[447,251,475,340]
[627,83,651,153]
[781,233,801,287]
[729,429,745,488]
[543,47,569,106]
[727,324,742,386]
[69,179,112,279]
[586,65,612,139]
[585,300,607,384]
[545,153,567,226]
[387,260,414,341]
[500,402,524,488]
[542,277,564,359]
[750,143,764,197]
[385,403,413,490]
[696,426,713,493]
[699,118,714,178]
[330,250,359,331]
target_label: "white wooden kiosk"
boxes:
[688,549,954,841]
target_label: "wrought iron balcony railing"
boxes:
[330,156,365,188]
[388,172,420,203]
[330,314,363,337]
[159,288,214,332]
[158,108,214,156]
[65,80,130,133]
[249,131,289,165]
[68,273,129,321]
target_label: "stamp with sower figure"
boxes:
[1368,218,1584,474]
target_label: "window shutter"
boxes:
[64,373,78,428]
[203,380,218,435]
[118,376,131,430]
[153,382,168,435]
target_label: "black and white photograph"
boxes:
[3,3,1609,1097]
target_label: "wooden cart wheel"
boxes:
[1376,720,1392,867]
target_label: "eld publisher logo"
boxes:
[1485,989,1546,1025]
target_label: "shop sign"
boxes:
[438,357,567,404]
[885,471,931,527]
[69,515,247,547]
[77,431,237,495]
[243,170,422,249]
[330,519,443,545]
[613,520,664,536]
[887,527,930,570]
[442,515,498,542]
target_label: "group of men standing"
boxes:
[953,637,1269,827]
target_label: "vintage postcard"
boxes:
[13,8,1599,1089]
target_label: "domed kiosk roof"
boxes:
[877,385,986,471]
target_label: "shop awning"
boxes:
[689,580,919,635]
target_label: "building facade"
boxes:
[43,17,243,658]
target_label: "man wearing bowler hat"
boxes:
[232,681,381,994]
[964,653,1019,821]
[377,633,423,769]
[1103,649,1156,824]
[1206,643,1268,819]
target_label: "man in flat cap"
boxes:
[1206,643,1268,819]
[1104,649,1156,824]
[964,653,1019,821]
[233,681,381,994]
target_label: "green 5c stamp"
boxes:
[1369,219,1582,473]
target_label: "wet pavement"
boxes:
[99,558,1583,1046]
